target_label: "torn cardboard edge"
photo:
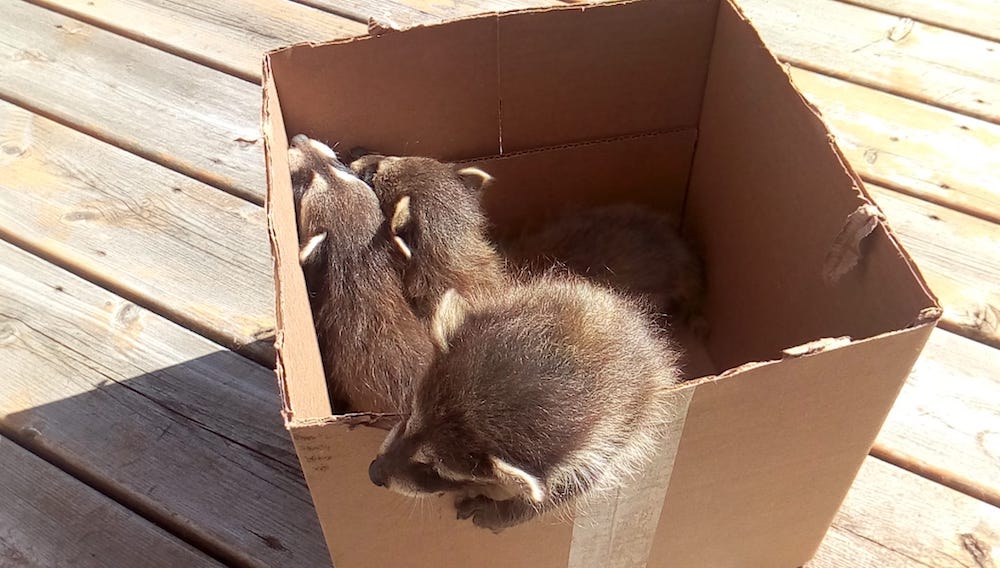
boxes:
[283,318,941,430]
[717,0,939,308]
[262,0,943,563]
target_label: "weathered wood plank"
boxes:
[0,0,264,203]
[0,435,223,568]
[841,0,1000,43]
[809,457,1000,567]
[28,0,365,82]
[868,185,1000,348]
[0,101,274,363]
[790,68,1000,224]
[297,0,547,27]
[739,0,1000,124]
[875,328,1000,506]
[0,240,331,568]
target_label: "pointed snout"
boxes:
[369,458,387,488]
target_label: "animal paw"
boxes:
[455,496,531,533]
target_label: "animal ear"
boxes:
[430,289,470,352]
[456,167,494,192]
[390,196,412,234]
[490,456,545,503]
[299,232,327,264]
[389,196,414,260]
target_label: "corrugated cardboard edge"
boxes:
[722,0,940,310]
[262,54,332,422]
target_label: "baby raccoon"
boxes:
[288,135,433,414]
[349,153,507,319]
[506,203,706,332]
[367,276,682,531]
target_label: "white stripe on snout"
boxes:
[308,139,337,159]
[299,233,326,264]
[332,167,361,184]
[568,386,694,568]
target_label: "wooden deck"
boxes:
[0,0,996,565]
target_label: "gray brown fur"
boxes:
[506,203,706,331]
[350,154,507,319]
[289,135,433,414]
[368,275,682,531]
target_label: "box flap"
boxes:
[650,321,937,566]
[262,56,332,420]
[267,17,501,161]
[496,0,717,152]
[686,1,938,369]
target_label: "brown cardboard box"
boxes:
[261,0,941,566]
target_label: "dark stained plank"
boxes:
[0,0,264,203]
[0,101,274,363]
[739,0,1000,124]
[809,457,1000,567]
[0,435,223,568]
[28,0,365,82]
[841,0,1000,42]
[0,240,331,568]
[868,185,1000,348]
[874,328,1000,506]
[790,68,1000,224]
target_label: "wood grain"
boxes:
[297,0,548,27]
[840,0,1000,43]
[790,68,1000,224]
[809,457,1000,567]
[0,240,331,568]
[875,328,1000,506]
[868,185,1000,348]
[739,0,1000,124]
[0,102,274,363]
[27,0,365,82]
[0,0,265,203]
[0,435,223,568]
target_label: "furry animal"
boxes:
[506,203,706,332]
[349,153,507,319]
[367,275,682,531]
[288,135,434,414]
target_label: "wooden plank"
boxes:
[0,0,264,203]
[0,101,274,363]
[297,0,549,26]
[738,0,1000,124]
[0,240,331,568]
[0,435,223,568]
[0,101,274,365]
[874,328,1000,506]
[789,68,1000,224]
[868,185,1000,348]
[840,0,1000,43]
[809,457,1000,567]
[27,0,365,82]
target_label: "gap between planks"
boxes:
[0,427,248,568]
[23,0,368,84]
[0,239,330,567]
[0,433,225,568]
[835,0,1000,43]
[3,0,996,506]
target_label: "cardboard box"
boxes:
[261,0,941,565]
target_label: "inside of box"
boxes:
[267,0,936,419]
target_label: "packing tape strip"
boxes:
[567,387,695,568]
